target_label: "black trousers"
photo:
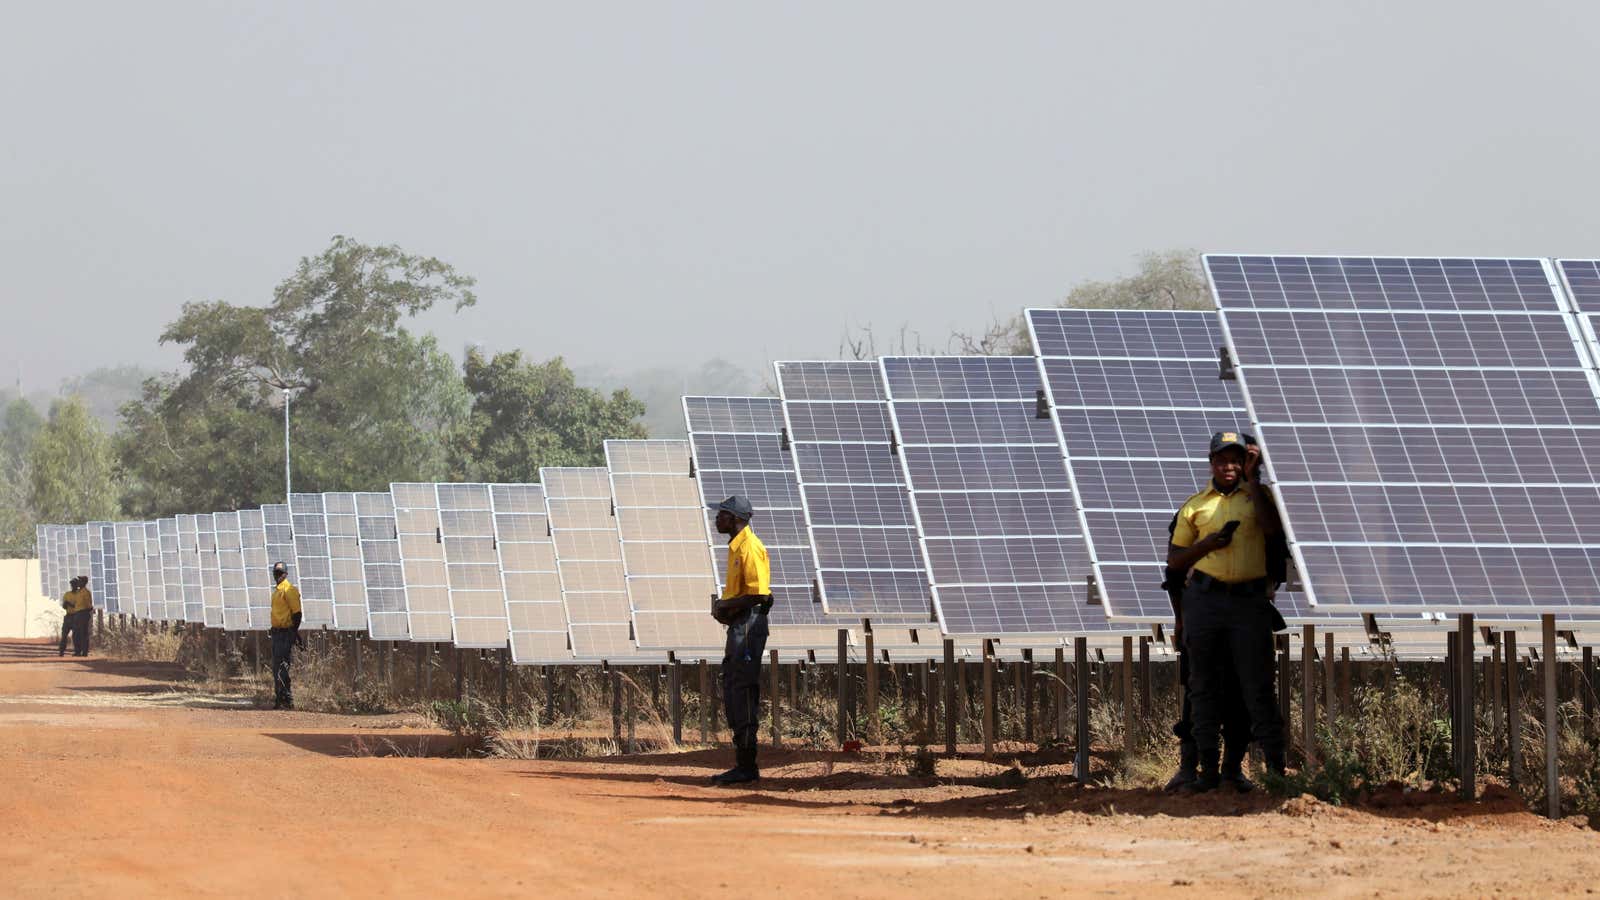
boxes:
[60,610,92,656]
[270,630,296,706]
[1182,582,1284,757]
[1174,646,1252,761]
[721,608,769,766]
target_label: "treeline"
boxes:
[1,243,1207,557]
[0,237,647,555]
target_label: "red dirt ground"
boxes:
[2,637,1596,898]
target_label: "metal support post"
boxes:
[1506,631,1522,784]
[1122,635,1135,755]
[1542,615,1560,818]
[1302,624,1316,768]
[668,654,683,744]
[835,629,849,746]
[770,648,781,748]
[981,639,995,757]
[1073,637,1090,781]
[1022,648,1035,744]
[942,638,957,756]
[864,628,878,743]
[1459,613,1475,801]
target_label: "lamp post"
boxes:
[283,388,292,500]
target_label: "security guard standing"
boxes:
[59,576,94,657]
[707,495,772,785]
[1167,432,1288,792]
[268,562,304,710]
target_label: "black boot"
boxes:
[1164,742,1198,792]
[1181,748,1220,794]
[712,745,760,785]
[1263,745,1287,777]
[1220,745,1254,794]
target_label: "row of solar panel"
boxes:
[39,255,1600,654]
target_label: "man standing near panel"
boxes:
[60,575,94,657]
[268,562,304,709]
[708,495,771,785]
[1167,432,1287,792]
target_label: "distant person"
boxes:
[707,495,772,785]
[59,575,94,657]
[1166,432,1288,792]
[268,562,304,710]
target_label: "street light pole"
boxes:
[283,388,292,501]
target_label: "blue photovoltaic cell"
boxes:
[882,355,1120,637]
[1210,254,1600,617]
[686,397,847,650]
[776,361,933,620]
[1029,307,1321,625]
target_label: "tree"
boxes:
[939,249,1211,357]
[58,365,162,430]
[450,349,647,483]
[0,398,45,555]
[27,397,120,527]
[117,237,475,516]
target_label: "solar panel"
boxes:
[62,525,78,598]
[355,492,408,640]
[176,514,203,622]
[87,521,107,611]
[124,523,147,619]
[140,522,163,619]
[289,493,335,628]
[194,514,221,627]
[214,511,249,630]
[775,360,934,621]
[1209,254,1600,618]
[157,518,185,621]
[322,492,368,631]
[437,483,509,648]
[684,396,848,651]
[71,525,90,601]
[880,355,1121,639]
[241,508,271,630]
[492,483,570,663]
[605,439,725,651]
[113,523,135,616]
[541,467,642,661]
[36,525,48,596]
[1029,308,1332,626]
[391,482,453,642]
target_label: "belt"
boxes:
[1189,572,1269,596]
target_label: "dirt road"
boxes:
[1,638,1595,898]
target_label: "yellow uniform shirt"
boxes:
[1172,483,1269,584]
[270,580,303,629]
[720,528,771,600]
[62,588,93,614]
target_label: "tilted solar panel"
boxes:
[176,514,203,622]
[322,492,368,631]
[36,525,48,596]
[1209,254,1600,619]
[195,514,222,627]
[492,483,570,663]
[1028,308,1330,626]
[541,467,644,661]
[158,518,185,621]
[241,508,271,630]
[214,511,248,630]
[289,494,335,628]
[355,492,408,641]
[685,396,849,651]
[142,522,165,620]
[87,522,107,611]
[391,483,453,642]
[113,523,135,616]
[125,523,148,619]
[437,483,509,648]
[605,440,725,651]
[775,361,934,621]
[881,355,1123,639]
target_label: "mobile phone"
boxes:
[1219,520,1241,538]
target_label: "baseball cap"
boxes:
[708,495,754,520]
[1208,431,1250,457]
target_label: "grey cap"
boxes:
[708,495,754,520]
[1208,431,1250,457]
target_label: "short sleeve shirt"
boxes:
[270,580,303,629]
[720,528,771,600]
[63,588,93,613]
[1171,483,1269,583]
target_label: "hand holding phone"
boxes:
[1210,519,1241,549]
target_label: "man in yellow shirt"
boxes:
[59,576,94,657]
[268,562,304,710]
[707,495,772,785]
[1167,432,1287,792]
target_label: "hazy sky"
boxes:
[5,1,1599,391]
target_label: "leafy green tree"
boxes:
[450,349,647,483]
[0,398,45,555]
[117,237,475,516]
[27,397,121,526]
